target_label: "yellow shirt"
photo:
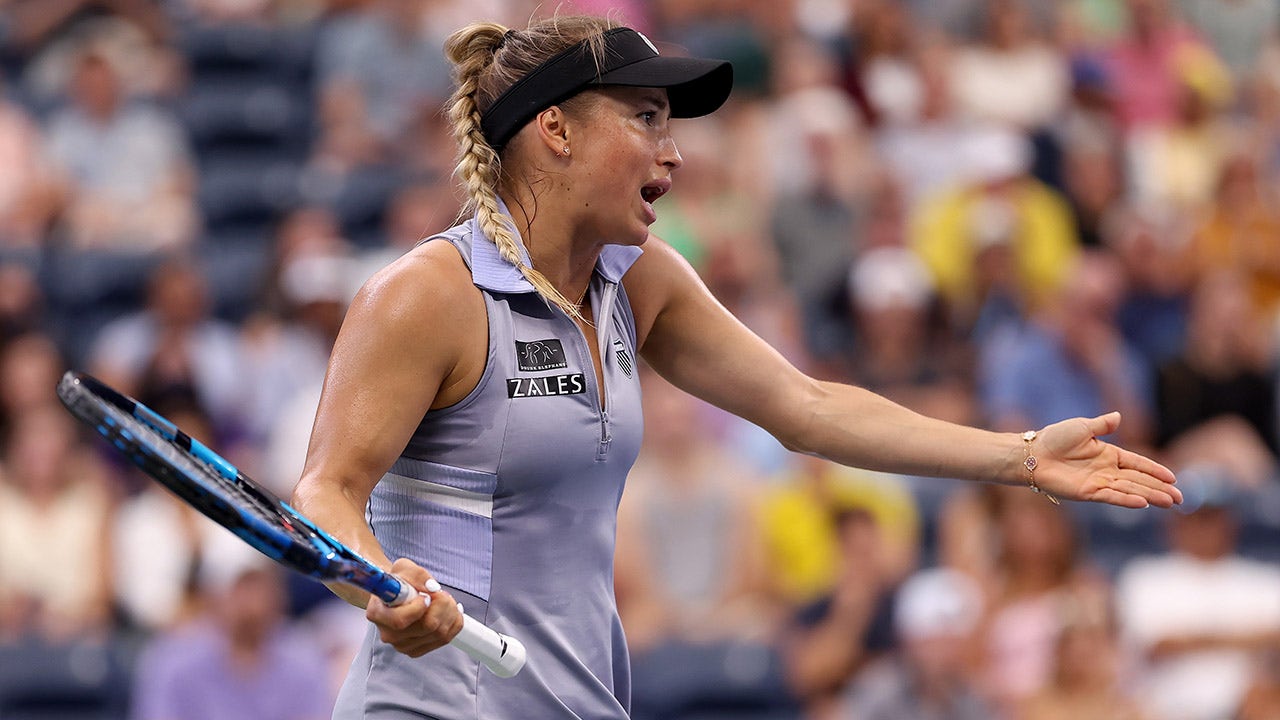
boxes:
[911,179,1081,315]
[758,466,920,604]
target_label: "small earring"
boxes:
[562,146,571,156]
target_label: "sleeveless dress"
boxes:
[333,216,645,719]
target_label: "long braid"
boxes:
[444,22,592,323]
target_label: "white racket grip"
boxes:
[387,578,527,678]
[453,615,527,678]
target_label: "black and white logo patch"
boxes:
[613,339,633,378]
[516,339,568,372]
[507,373,587,398]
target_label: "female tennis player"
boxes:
[290,14,1181,720]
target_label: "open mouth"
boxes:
[640,179,671,204]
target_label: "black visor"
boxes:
[480,27,733,150]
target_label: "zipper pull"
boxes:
[597,410,612,459]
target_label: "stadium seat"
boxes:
[0,637,134,720]
[181,80,311,161]
[197,155,301,234]
[177,22,314,85]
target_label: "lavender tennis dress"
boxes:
[333,216,645,719]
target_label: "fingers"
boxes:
[377,591,464,657]
[390,557,438,593]
[1090,487,1151,509]
[1084,411,1122,438]
[1085,468,1183,510]
[1110,471,1181,508]
[1117,447,1178,485]
[368,559,464,658]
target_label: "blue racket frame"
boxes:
[57,371,403,603]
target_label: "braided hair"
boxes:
[443,16,619,322]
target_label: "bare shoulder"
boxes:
[356,239,477,319]
[347,240,483,339]
[335,238,485,385]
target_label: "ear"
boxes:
[533,105,571,157]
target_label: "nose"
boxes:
[659,134,682,170]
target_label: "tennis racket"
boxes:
[57,370,526,678]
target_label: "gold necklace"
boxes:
[574,283,594,328]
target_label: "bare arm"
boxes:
[629,238,1180,508]
[289,242,481,654]
[290,244,460,602]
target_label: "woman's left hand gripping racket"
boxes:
[57,370,526,678]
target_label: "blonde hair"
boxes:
[444,15,620,321]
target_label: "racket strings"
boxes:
[72,385,316,549]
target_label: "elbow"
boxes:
[770,378,826,457]
[289,471,322,512]
[777,433,813,456]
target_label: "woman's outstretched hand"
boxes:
[1033,412,1182,508]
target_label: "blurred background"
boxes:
[1,0,1279,718]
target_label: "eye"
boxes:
[639,110,658,125]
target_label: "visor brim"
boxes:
[596,56,734,118]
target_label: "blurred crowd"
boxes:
[2,0,1280,718]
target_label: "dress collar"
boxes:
[467,198,643,293]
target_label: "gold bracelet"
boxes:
[1022,430,1059,504]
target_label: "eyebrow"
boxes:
[636,90,669,112]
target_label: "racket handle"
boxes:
[388,579,527,678]
[453,614,527,678]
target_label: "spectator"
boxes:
[949,0,1069,132]
[657,117,770,278]
[6,0,179,104]
[1125,41,1234,215]
[759,455,920,608]
[615,371,776,652]
[0,405,116,641]
[1116,470,1280,720]
[0,80,56,247]
[1105,0,1217,132]
[1184,152,1280,323]
[840,567,993,720]
[844,0,926,128]
[782,508,899,716]
[249,243,355,489]
[0,332,64,438]
[1059,130,1124,249]
[1238,650,1280,720]
[354,176,463,278]
[622,373,800,720]
[44,48,197,250]
[88,256,248,438]
[873,41,987,208]
[844,245,976,426]
[1106,205,1192,371]
[976,486,1111,714]
[765,35,871,199]
[242,207,354,454]
[130,540,333,720]
[312,0,453,171]
[0,264,45,348]
[112,396,223,632]
[1019,603,1147,720]
[768,91,866,366]
[980,248,1153,448]
[1155,270,1277,489]
[911,127,1081,333]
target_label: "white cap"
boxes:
[197,530,275,595]
[962,126,1032,185]
[894,568,983,640]
[281,254,357,306]
[849,246,934,310]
